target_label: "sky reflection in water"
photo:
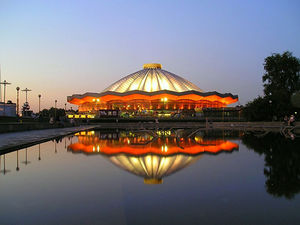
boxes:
[0,129,299,225]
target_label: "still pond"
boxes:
[0,129,299,225]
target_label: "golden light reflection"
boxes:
[68,130,239,184]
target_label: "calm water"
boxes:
[0,129,299,225]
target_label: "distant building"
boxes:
[67,63,238,118]
[0,101,16,117]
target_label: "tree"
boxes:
[41,107,66,118]
[291,91,300,108]
[242,96,271,121]
[262,51,300,118]
[244,51,300,121]
[263,51,300,97]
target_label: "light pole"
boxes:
[38,94,41,114]
[38,144,41,160]
[55,100,57,118]
[0,80,12,116]
[22,88,32,103]
[22,148,30,166]
[16,87,20,116]
[0,65,2,102]
[269,100,272,121]
[16,150,20,171]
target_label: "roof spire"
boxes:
[143,63,162,69]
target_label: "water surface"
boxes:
[0,129,299,225]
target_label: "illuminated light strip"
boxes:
[68,93,238,106]
[68,140,238,155]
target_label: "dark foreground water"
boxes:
[0,129,299,225]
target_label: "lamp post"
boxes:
[22,148,30,166]
[55,100,57,118]
[16,87,20,116]
[38,94,41,114]
[238,104,241,121]
[0,80,12,116]
[21,88,32,103]
[0,154,11,175]
[269,100,272,121]
[222,106,225,122]
[38,144,41,161]
[16,150,20,171]
[0,64,2,102]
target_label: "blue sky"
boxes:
[1,0,300,111]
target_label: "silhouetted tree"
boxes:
[243,51,300,121]
[40,107,66,118]
[242,96,270,121]
[291,91,300,108]
[263,51,300,118]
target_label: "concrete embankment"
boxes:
[0,122,76,133]
[92,121,299,131]
[0,125,99,153]
[212,121,299,131]
[94,121,206,129]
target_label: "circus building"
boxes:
[68,130,239,184]
[67,63,238,118]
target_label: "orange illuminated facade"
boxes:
[67,64,238,114]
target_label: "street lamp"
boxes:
[21,88,32,103]
[0,80,12,116]
[16,87,20,116]
[38,94,41,114]
[269,100,272,121]
[55,100,57,118]
[38,144,41,161]
[16,150,20,171]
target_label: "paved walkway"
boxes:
[0,125,98,152]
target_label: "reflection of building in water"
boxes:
[109,154,202,184]
[68,130,239,184]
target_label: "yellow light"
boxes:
[67,115,74,118]
[80,115,86,118]
[164,97,168,102]
[93,146,95,152]
[92,99,96,102]
[161,98,163,102]
[97,99,100,102]
[75,115,80,118]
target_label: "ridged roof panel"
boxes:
[102,65,203,93]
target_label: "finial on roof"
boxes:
[143,63,162,69]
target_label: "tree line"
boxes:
[243,51,300,121]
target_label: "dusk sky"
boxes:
[1,0,300,112]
